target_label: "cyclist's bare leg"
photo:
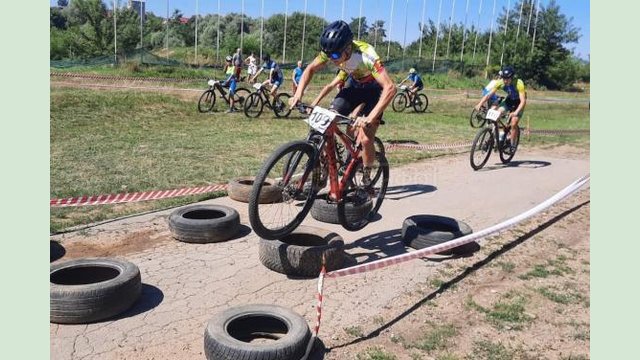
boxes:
[357,119,380,168]
[346,103,365,138]
[509,115,520,141]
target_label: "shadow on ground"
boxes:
[481,160,551,171]
[327,200,589,352]
[108,284,164,322]
[50,240,66,262]
[385,184,437,201]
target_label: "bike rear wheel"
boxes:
[198,90,216,113]
[413,93,429,113]
[469,107,487,128]
[249,141,319,240]
[338,154,389,231]
[499,125,520,164]
[244,93,264,118]
[273,93,293,118]
[392,93,407,112]
[470,127,494,170]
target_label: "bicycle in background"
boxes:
[197,79,250,113]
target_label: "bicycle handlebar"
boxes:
[296,103,355,126]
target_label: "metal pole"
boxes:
[216,0,220,65]
[195,0,198,65]
[486,0,497,68]
[342,0,345,21]
[432,0,443,72]
[515,0,525,42]
[446,0,456,59]
[283,0,288,64]
[113,0,117,64]
[531,0,541,53]
[139,0,143,64]
[387,0,395,60]
[499,0,511,66]
[472,0,484,63]
[241,0,244,50]
[526,0,534,34]
[302,0,308,61]
[165,0,169,60]
[323,0,327,19]
[460,0,470,62]
[358,0,363,40]
[402,0,408,70]
[260,0,264,60]
[419,0,426,58]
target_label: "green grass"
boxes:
[467,341,538,360]
[344,325,364,337]
[356,347,397,360]
[537,286,588,306]
[518,256,575,280]
[412,324,458,352]
[465,292,533,330]
[50,80,589,231]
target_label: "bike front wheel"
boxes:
[413,93,429,113]
[273,93,292,118]
[469,107,487,128]
[392,93,408,112]
[244,93,264,118]
[232,88,251,110]
[248,141,319,239]
[469,127,494,171]
[198,90,216,113]
[338,154,389,231]
[499,125,520,164]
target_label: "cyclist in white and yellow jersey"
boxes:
[289,20,396,184]
[475,66,526,150]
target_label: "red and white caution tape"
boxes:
[387,141,472,151]
[309,174,589,339]
[50,184,228,207]
[301,261,326,360]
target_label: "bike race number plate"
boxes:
[486,109,502,121]
[253,83,263,90]
[304,107,336,134]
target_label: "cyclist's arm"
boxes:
[311,76,344,107]
[251,67,263,82]
[366,69,397,123]
[290,57,327,107]
[476,88,498,110]
[512,89,526,117]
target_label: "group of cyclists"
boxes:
[218,20,526,160]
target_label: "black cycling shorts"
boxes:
[330,84,382,117]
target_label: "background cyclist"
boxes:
[475,66,527,150]
[398,68,424,104]
[289,20,396,185]
[250,54,284,103]
[221,55,238,113]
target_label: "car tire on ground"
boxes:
[50,257,142,324]
[204,304,311,360]
[310,193,373,224]
[401,215,478,255]
[168,204,240,243]
[227,176,282,204]
[259,225,345,277]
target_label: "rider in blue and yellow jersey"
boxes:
[221,55,238,113]
[250,54,284,101]
[289,20,396,184]
[475,66,527,150]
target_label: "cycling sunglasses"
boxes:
[328,51,343,60]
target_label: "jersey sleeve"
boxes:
[516,79,526,93]
[315,52,330,66]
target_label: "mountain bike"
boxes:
[197,79,250,113]
[469,96,505,127]
[392,85,429,113]
[469,108,521,170]
[243,83,292,118]
[248,103,390,239]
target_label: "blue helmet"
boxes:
[500,66,515,79]
[320,21,353,54]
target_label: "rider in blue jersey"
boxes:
[250,54,284,101]
[398,68,424,104]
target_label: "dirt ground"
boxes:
[50,145,589,360]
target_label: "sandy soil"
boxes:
[50,145,589,360]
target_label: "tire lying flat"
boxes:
[204,304,311,360]
[168,204,240,243]
[259,225,345,277]
[228,176,282,204]
[50,257,142,324]
[310,193,372,225]
[401,215,478,255]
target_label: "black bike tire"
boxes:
[392,93,407,112]
[273,93,293,118]
[198,90,216,113]
[469,107,487,128]
[248,141,319,240]
[499,125,520,164]
[244,92,264,118]
[413,93,429,113]
[370,137,385,185]
[469,127,494,171]
[337,154,389,231]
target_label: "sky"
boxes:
[51,0,590,60]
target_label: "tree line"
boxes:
[50,0,588,90]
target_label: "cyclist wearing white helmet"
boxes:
[222,55,238,113]
[398,68,424,105]
[475,66,527,150]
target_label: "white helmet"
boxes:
[409,68,416,74]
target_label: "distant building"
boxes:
[128,0,146,22]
